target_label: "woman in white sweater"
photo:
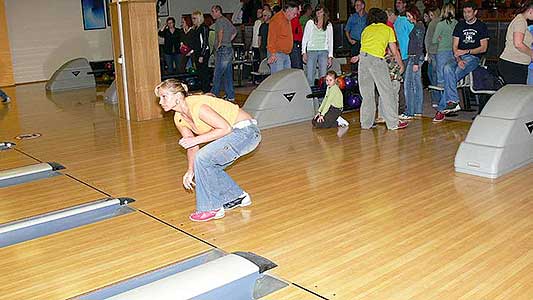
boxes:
[301,4,334,86]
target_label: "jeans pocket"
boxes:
[234,127,262,157]
[212,144,240,167]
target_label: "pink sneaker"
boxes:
[189,208,225,222]
[390,121,408,130]
[433,111,445,122]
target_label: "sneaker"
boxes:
[414,113,422,118]
[399,113,413,120]
[432,103,438,108]
[223,192,251,211]
[390,121,408,130]
[375,117,385,124]
[432,111,445,122]
[442,102,461,114]
[1,97,10,104]
[336,116,349,127]
[397,121,408,129]
[189,208,225,222]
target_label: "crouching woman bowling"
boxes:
[155,79,261,222]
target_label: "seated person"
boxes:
[433,1,488,122]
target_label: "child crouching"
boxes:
[312,70,345,128]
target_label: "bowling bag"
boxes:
[471,66,504,91]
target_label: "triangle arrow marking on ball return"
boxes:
[72,71,80,77]
[283,92,296,102]
[526,121,533,134]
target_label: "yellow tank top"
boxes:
[173,95,240,134]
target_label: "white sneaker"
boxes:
[1,97,10,104]
[223,192,251,211]
[336,116,349,127]
[399,113,413,120]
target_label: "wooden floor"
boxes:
[0,83,531,300]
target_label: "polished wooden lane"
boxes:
[1,83,531,299]
[0,148,37,171]
[0,212,211,300]
[262,285,325,300]
[0,175,105,224]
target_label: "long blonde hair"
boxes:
[440,4,455,23]
[154,79,189,97]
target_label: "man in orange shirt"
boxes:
[267,1,300,73]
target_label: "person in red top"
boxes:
[290,2,304,69]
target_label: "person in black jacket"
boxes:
[191,11,211,92]
[179,16,194,73]
[158,17,181,74]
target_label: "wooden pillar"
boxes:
[110,0,162,121]
[0,0,15,87]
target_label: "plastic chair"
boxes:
[250,58,270,84]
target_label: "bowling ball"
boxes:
[318,76,327,89]
[180,44,192,55]
[337,76,346,90]
[188,68,198,75]
[344,76,355,90]
[345,93,362,110]
[185,76,201,91]
[351,75,358,86]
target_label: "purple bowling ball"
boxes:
[344,76,355,90]
[345,93,362,109]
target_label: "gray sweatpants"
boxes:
[358,52,399,130]
[377,80,400,120]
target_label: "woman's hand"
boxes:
[179,137,199,149]
[302,53,308,64]
[327,57,333,68]
[199,57,204,63]
[350,56,359,64]
[317,115,324,123]
[413,64,419,73]
[183,170,195,190]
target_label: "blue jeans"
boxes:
[211,46,235,100]
[435,50,454,87]
[164,53,180,74]
[428,53,440,103]
[268,51,291,74]
[305,50,328,87]
[404,57,424,116]
[439,54,480,111]
[194,122,261,212]
[528,68,533,85]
